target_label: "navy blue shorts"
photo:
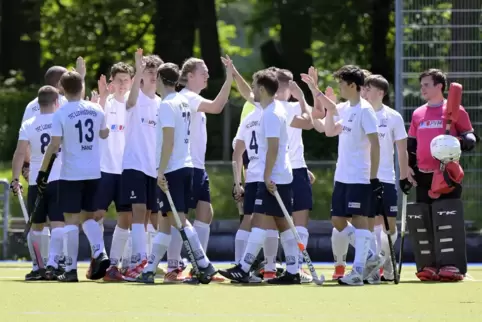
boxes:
[372,182,398,217]
[157,167,193,216]
[28,181,64,224]
[292,168,313,212]
[190,168,211,208]
[331,181,372,217]
[253,182,293,217]
[59,179,100,214]
[120,169,158,212]
[243,181,261,215]
[95,172,131,212]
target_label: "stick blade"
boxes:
[445,82,463,123]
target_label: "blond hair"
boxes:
[178,58,205,86]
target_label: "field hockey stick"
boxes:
[164,189,201,277]
[18,193,44,269]
[273,190,324,285]
[380,200,399,284]
[231,161,243,215]
[24,153,57,237]
[398,193,407,278]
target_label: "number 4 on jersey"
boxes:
[249,130,258,154]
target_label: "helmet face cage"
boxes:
[430,134,461,164]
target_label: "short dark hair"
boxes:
[60,71,83,96]
[419,68,447,92]
[276,69,293,85]
[111,62,134,79]
[157,63,180,86]
[333,65,365,91]
[364,74,389,95]
[44,66,68,87]
[361,69,372,79]
[143,55,164,70]
[38,85,59,107]
[253,69,279,96]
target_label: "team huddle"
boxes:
[10,48,477,285]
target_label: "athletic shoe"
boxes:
[365,270,381,285]
[197,263,217,284]
[123,260,147,282]
[155,265,167,278]
[164,269,185,283]
[218,264,249,283]
[299,268,313,284]
[89,252,110,280]
[332,265,345,280]
[136,271,155,284]
[25,269,46,281]
[263,270,277,281]
[45,266,63,281]
[267,272,301,285]
[381,257,394,282]
[57,270,79,282]
[339,270,364,286]
[363,255,384,280]
[415,266,439,281]
[438,266,463,282]
[103,266,124,282]
[85,258,93,279]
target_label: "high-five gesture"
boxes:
[75,57,86,79]
[325,86,337,104]
[289,80,304,101]
[221,54,234,78]
[135,48,144,74]
[300,72,317,91]
[97,75,108,98]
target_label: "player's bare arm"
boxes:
[288,80,313,130]
[222,56,255,105]
[367,133,380,179]
[157,127,174,191]
[11,140,29,193]
[232,139,246,199]
[264,137,279,193]
[39,136,61,172]
[197,57,234,114]
[126,48,144,109]
[97,74,108,108]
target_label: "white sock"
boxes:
[145,232,171,272]
[234,230,250,264]
[62,232,68,262]
[381,229,398,261]
[131,223,147,265]
[240,228,266,273]
[82,219,105,258]
[47,227,63,268]
[263,229,279,272]
[109,226,130,267]
[27,232,41,270]
[280,230,299,274]
[64,225,79,272]
[370,231,378,257]
[121,234,132,269]
[193,220,210,252]
[146,223,156,254]
[353,229,372,276]
[98,218,106,254]
[331,227,348,266]
[374,224,383,256]
[296,226,309,266]
[184,226,210,268]
[167,226,183,272]
[41,227,50,266]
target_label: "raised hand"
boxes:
[223,55,234,79]
[75,57,86,79]
[135,48,145,74]
[98,75,108,98]
[300,73,316,92]
[325,86,337,103]
[90,90,100,103]
[289,80,304,101]
[308,66,319,88]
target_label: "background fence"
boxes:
[395,0,482,207]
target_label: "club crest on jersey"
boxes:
[110,124,125,131]
[348,113,356,122]
[419,120,442,129]
[342,125,352,133]
[141,118,157,127]
[378,118,388,128]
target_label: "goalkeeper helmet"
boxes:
[430,134,461,163]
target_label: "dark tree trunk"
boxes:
[0,0,42,85]
[154,0,197,68]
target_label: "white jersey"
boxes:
[122,90,161,178]
[250,101,292,184]
[51,100,106,180]
[100,95,126,174]
[234,105,263,182]
[376,105,408,184]
[179,88,205,169]
[334,99,378,184]
[18,114,62,185]
[279,100,306,169]
[156,92,195,173]
[22,95,68,123]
